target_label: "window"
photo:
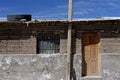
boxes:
[37,33,60,54]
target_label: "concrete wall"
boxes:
[1,54,120,80]
[101,54,120,80]
[0,54,81,80]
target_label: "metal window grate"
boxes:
[37,33,60,54]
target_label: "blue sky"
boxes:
[0,0,120,19]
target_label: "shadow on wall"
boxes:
[0,28,34,40]
[70,54,77,80]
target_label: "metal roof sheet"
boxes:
[1,17,120,22]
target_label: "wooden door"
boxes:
[82,33,99,76]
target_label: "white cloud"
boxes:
[34,12,67,18]
[57,5,67,9]
[33,4,68,18]
[33,0,120,18]
[107,2,119,8]
[73,0,120,9]
[0,8,8,11]
[72,0,120,17]
[74,9,94,15]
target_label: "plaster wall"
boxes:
[0,54,81,80]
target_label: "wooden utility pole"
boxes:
[67,0,73,80]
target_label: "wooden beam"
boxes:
[67,0,73,80]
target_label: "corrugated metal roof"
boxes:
[73,17,120,21]
[0,18,7,22]
[1,17,120,22]
[32,17,120,22]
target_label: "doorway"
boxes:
[82,33,100,76]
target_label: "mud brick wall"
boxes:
[0,27,36,54]
[75,23,120,54]
[29,25,68,54]
[100,38,120,53]
[60,32,67,54]
[75,34,120,54]
[0,25,67,54]
[0,23,120,54]
[0,38,36,54]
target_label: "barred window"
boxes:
[37,33,60,54]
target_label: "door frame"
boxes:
[81,32,101,76]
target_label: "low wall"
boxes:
[0,54,81,80]
[1,54,120,80]
[101,54,120,80]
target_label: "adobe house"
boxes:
[0,15,120,80]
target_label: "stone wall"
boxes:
[0,54,81,80]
